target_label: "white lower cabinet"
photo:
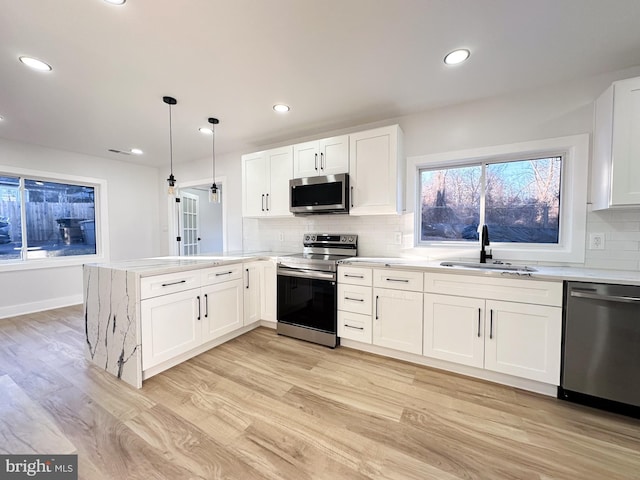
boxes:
[141,288,202,369]
[484,300,561,384]
[338,311,372,343]
[423,274,563,385]
[337,266,373,344]
[259,260,277,322]
[243,263,261,326]
[423,293,485,368]
[202,279,244,341]
[373,287,423,355]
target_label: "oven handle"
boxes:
[277,268,336,281]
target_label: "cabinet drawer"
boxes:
[338,266,372,286]
[338,284,372,315]
[201,263,243,286]
[140,270,201,300]
[424,272,562,307]
[338,311,372,344]
[374,269,423,292]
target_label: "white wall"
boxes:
[0,138,161,318]
[239,65,640,270]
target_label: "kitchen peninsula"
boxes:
[83,255,277,388]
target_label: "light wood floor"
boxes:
[1,305,639,480]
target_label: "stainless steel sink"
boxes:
[440,261,537,272]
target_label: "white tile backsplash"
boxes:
[244,207,640,271]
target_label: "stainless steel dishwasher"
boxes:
[560,281,640,416]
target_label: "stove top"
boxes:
[278,233,357,272]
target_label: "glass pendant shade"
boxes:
[209,183,220,203]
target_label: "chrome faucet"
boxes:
[480,225,492,263]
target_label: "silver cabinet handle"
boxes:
[345,324,364,331]
[489,309,494,339]
[315,153,318,171]
[216,271,233,277]
[375,295,379,319]
[246,268,250,289]
[204,294,209,318]
[266,193,269,211]
[320,152,324,170]
[161,279,186,287]
[570,291,640,304]
[196,295,201,321]
[344,297,364,302]
[350,186,354,208]
[477,308,481,338]
[386,278,409,283]
[261,194,265,212]
[344,274,364,279]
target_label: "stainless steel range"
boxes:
[277,233,357,347]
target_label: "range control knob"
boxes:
[348,236,354,243]
[304,235,310,241]
[341,237,346,242]
[311,235,316,241]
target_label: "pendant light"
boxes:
[208,117,220,203]
[163,96,178,196]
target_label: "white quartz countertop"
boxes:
[85,251,294,276]
[339,257,640,286]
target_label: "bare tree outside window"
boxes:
[420,156,562,244]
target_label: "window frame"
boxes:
[0,165,109,271]
[407,134,589,264]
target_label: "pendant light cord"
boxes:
[169,104,174,176]
[211,121,215,182]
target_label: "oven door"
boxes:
[277,267,337,334]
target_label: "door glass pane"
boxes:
[485,157,561,243]
[24,179,96,259]
[419,165,481,241]
[0,176,22,261]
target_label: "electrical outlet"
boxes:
[394,231,402,245]
[589,233,605,250]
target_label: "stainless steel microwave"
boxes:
[289,173,349,214]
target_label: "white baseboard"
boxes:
[0,294,83,320]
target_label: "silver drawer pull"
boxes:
[344,297,364,302]
[161,280,187,287]
[344,274,364,279]
[345,324,364,331]
[215,271,233,277]
[386,278,409,283]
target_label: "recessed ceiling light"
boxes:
[199,127,213,135]
[273,104,290,113]
[19,56,52,71]
[444,49,470,65]
[130,148,143,155]
[0,115,4,121]
[104,0,126,4]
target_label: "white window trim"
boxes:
[0,165,109,272]
[406,134,589,264]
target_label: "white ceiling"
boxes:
[2,0,640,168]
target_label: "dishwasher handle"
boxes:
[570,290,640,304]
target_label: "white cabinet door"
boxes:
[243,263,261,326]
[201,279,244,342]
[242,151,268,217]
[293,135,349,178]
[349,125,403,215]
[423,294,485,368]
[293,141,321,178]
[141,289,201,369]
[610,76,640,206]
[266,146,293,217]
[260,260,277,322]
[373,287,423,355]
[484,300,562,384]
[319,135,349,175]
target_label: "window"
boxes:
[408,134,589,264]
[0,172,101,264]
[419,156,562,244]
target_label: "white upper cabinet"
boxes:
[349,125,405,215]
[293,135,349,178]
[592,76,640,210]
[242,146,293,217]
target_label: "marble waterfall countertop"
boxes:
[84,251,295,276]
[339,257,640,286]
